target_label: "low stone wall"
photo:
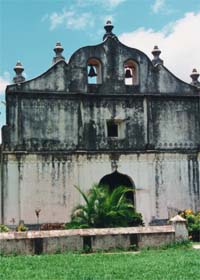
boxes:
[0,226,176,255]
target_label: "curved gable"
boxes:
[7,26,199,96]
[7,60,69,93]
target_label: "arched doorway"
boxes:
[99,171,135,204]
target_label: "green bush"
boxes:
[0,224,9,233]
[181,209,200,241]
[16,223,28,232]
[65,184,144,229]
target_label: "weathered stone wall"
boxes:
[1,152,200,225]
[5,94,146,150]
[149,97,200,149]
[4,94,200,151]
[0,226,175,255]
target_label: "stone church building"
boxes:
[0,22,200,226]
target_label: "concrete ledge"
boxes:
[0,225,174,239]
[0,226,176,255]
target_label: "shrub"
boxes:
[0,224,9,233]
[65,184,144,229]
[16,223,28,232]
[180,209,200,242]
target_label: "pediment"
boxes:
[7,60,69,93]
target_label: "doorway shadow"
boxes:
[99,171,135,203]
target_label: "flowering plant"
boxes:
[180,209,200,241]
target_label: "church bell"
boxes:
[125,68,132,78]
[88,65,97,77]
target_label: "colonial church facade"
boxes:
[0,22,200,226]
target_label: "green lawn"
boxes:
[0,247,200,280]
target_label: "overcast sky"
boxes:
[0,0,200,141]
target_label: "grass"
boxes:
[0,246,200,280]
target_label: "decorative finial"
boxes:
[104,20,113,33]
[151,45,163,66]
[52,42,65,64]
[103,20,117,41]
[13,61,25,83]
[190,68,200,87]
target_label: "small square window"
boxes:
[107,121,118,137]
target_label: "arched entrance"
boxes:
[99,171,135,203]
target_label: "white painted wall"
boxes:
[2,152,200,225]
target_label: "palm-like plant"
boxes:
[65,184,143,229]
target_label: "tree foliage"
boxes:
[65,184,143,229]
[180,209,200,241]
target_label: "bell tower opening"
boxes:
[87,58,102,84]
[124,60,139,85]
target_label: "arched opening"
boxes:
[99,171,135,203]
[87,58,102,84]
[124,60,139,85]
